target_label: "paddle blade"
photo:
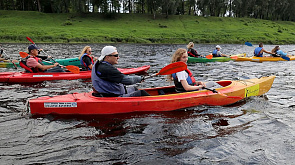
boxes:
[157,61,187,75]
[230,56,238,60]
[206,54,213,59]
[281,55,290,61]
[66,65,80,74]
[245,42,252,46]
[26,37,35,44]
[19,52,29,58]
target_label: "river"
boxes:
[0,43,295,164]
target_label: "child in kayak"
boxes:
[79,46,97,70]
[168,48,221,92]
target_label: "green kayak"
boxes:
[0,58,82,68]
[187,53,246,63]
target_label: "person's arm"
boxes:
[278,50,287,56]
[180,80,204,91]
[35,63,59,71]
[262,48,274,55]
[36,55,49,60]
[121,75,142,85]
[83,56,93,69]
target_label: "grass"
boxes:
[1,10,295,44]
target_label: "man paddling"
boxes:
[254,43,274,57]
[91,46,150,97]
[21,44,64,73]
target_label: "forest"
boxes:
[1,0,295,21]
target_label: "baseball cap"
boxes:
[28,44,39,51]
[216,45,221,49]
[99,46,117,61]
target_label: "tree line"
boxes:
[1,0,295,21]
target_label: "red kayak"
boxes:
[29,76,275,115]
[0,65,150,84]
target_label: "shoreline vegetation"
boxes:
[1,10,295,44]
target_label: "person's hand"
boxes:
[141,76,145,83]
[53,63,59,67]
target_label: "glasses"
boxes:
[108,54,119,57]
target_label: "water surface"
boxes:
[0,43,295,164]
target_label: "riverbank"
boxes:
[1,10,295,44]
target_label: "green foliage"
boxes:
[1,10,295,44]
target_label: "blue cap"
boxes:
[28,44,39,51]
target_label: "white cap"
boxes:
[216,45,221,49]
[99,46,117,61]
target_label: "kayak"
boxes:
[0,58,81,68]
[235,55,295,62]
[0,65,150,84]
[29,75,275,115]
[187,53,246,63]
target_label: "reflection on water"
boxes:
[1,43,295,164]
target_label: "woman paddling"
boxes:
[187,42,202,57]
[79,46,97,70]
[271,46,288,57]
[168,48,221,92]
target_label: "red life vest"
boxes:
[172,68,197,92]
[80,53,94,70]
[20,55,44,73]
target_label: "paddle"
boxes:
[245,42,252,46]
[19,52,80,74]
[1,49,18,69]
[203,87,243,99]
[26,36,53,59]
[144,61,187,79]
[279,54,290,61]
[26,37,82,70]
[205,54,213,59]
[230,56,238,60]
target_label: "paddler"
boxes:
[91,46,150,97]
[187,42,203,57]
[212,45,229,57]
[254,43,274,57]
[21,44,64,73]
[79,46,97,70]
[168,48,221,92]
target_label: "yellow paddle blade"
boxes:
[206,54,213,59]
[66,65,80,74]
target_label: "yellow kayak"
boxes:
[235,55,295,62]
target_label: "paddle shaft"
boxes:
[26,37,60,64]
[203,87,242,99]
[1,49,17,69]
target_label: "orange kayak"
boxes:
[29,76,275,115]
